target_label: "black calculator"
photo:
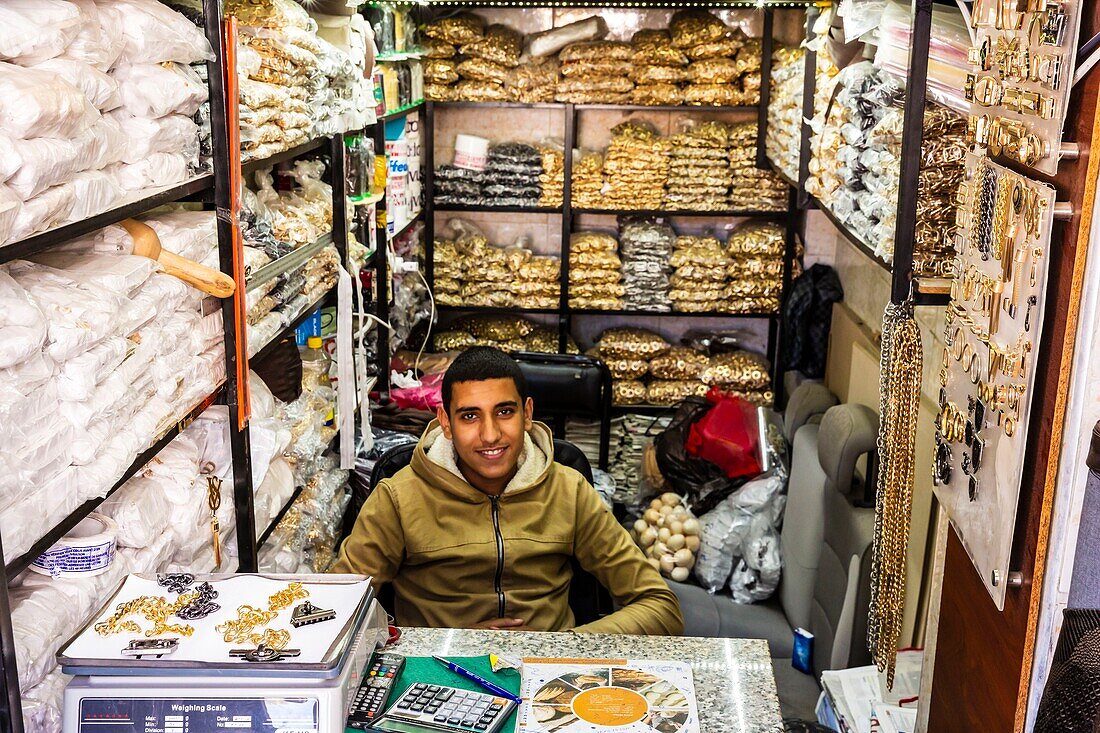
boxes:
[347,651,406,729]
[368,684,517,733]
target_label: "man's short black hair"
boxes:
[442,346,528,412]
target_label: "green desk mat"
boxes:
[347,656,522,733]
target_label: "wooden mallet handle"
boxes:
[120,218,236,298]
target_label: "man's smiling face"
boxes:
[437,377,534,495]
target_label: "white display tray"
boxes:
[58,573,373,677]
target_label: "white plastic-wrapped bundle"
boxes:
[111,113,200,163]
[11,571,101,691]
[60,0,125,71]
[8,259,132,361]
[104,0,213,66]
[118,531,173,574]
[693,471,786,597]
[3,118,126,201]
[0,185,19,244]
[7,183,76,244]
[20,667,68,733]
[113,62,208,118]
[65,170,124,223]
[0,62,99,140]
[32,252,157,296]
[100,474,171,548]
[32,57,120,111]
[0,0,82,64]
[109,153,190,191]
[0,467,80,565]
[56,337,129,402]
[0,268,47,369]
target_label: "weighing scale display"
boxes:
[77,697,319,733]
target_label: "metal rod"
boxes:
[206,0,257,571]
[373,118,392,401]
[560,103,576,354]
[424,102,436,292]
[1054,202,1074,220]
[757,7,775,169]
[890,0,934,305]
[797,5,819,209]
[1059,142,1081,161]
[0,540,23,733]
[773,184,800,405]
[331,135,350,267]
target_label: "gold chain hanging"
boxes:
[868,296,923,689]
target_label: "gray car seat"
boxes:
[668,401,877,719]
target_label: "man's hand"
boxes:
[470,618,530,631]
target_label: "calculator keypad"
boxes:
[384,684,515,733]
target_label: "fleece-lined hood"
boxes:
[410,419,556,502]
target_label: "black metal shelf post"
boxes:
[205,0,257,573]
[892,0,939,307]
[559,103,576,353]
[796,4,819,209]
[373,116,392,400]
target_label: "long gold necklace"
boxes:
[869,297,923,689]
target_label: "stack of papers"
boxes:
[817,651,922,733]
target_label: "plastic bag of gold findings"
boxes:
[425,83,455,102]
[701,350,770,389]
[434,330,477,351]
[594,352,649,380]
[649,347,710,380]
[452,313,535,341]
[688,57,742,84]
[561,59,633,79]
[556,77,634,95]
[631,29,689,66]
[597,327,670,360]
[425,58,459,84]
[456,58,510,85]
[423,13,485,46]
[647,379,709,406]
[686,35,744,60]
[683,83,743,106]
[630,65,690,85]
[460,24,521,67]
[633,84,682,106]
[453,80,507,102]
[425,38,456,58]
[559,40,633,62]
[670,10,730,48]
[613,379,647,406]
[571,231,618,253]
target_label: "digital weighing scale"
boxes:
[57,573,390,733]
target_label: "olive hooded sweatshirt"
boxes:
[333,420,683,636]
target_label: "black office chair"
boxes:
[360,438,613,626]
[510,352,612,471]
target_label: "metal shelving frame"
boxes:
[423,12,802,398]
[0,0,384,728]
[761,0,950,308]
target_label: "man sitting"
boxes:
[334,347,683,635]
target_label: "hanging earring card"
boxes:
[933,152,1055,609]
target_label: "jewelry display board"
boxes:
[965,0,1084,176]
[933,153,1056,610]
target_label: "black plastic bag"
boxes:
[654,396,746,515]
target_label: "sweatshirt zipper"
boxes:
[490,496,505,618]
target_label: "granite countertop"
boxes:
[392,628,783,733]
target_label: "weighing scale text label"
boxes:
[78,697,319,733]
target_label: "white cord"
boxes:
[413,264,436,378]
[355,311,394,341]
